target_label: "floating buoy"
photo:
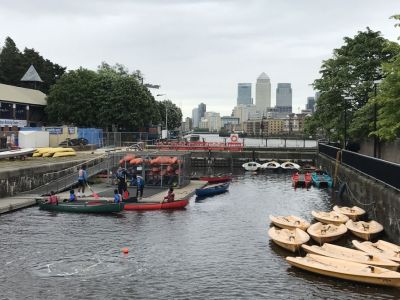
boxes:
[122,247,129,254]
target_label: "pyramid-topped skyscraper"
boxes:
[255,72,271,114]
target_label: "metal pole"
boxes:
[165,105,168,139]
[344,98,347,149]
[373,84,377,158]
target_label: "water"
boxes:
[184,134,317,148]
[1,173,399,299]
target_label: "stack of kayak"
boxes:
[33,147,76,158]
[269,205,400,287]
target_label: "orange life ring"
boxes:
[231,135,238,142]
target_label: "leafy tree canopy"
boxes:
[46,63,182,131]
[157,100,183,130]
[305,28,400,142]
[0,37,66,93]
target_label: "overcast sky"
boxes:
[1,0,399,118]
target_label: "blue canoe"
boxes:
[195,183,230,197]
[311,172,333,188]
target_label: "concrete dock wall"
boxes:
[317,154,400,243]
[0,156,105,198]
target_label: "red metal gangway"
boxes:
[156,141,243,152]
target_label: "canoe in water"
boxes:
[124,199,189,211]
[269,215,310,231]
[311,210,349,225]
[302,243,399,271]
[39,201,124,213]
[307,222,347,245]
[199,175,232,184]
[352,240,400,263]
[286,253,400,288]
[346,220,383,240]
[268,226,310,253]
[333,205,366,221]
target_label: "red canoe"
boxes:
[124,199,189,211]
[199,176,232,184]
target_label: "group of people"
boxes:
[44,165,176,205]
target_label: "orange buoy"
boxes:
[122,247,129,254]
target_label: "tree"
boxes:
[0,37,66,93]
[157,100,183,130]
[306,28,400,141]
[46,63,163,131]
[0,37,25,85]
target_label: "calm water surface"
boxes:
[0,173,399,299]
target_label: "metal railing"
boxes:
[318,143,400,190]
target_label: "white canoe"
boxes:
[261,161,281,169]
[353,240,400,263]
[242,162,261,171]
[311,210,349,225]
[333,205,366,221]
[268,226,310,253]
[302,243,399,271]
[346,220,383,241]
[307,222,347,245]
[281,161,300,170]
[0,148,36,159]
[269,215,310,231]
[286,254,400,288]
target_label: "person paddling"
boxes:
[113,189,122,203]
[46,191,59,205]
[69,189,77,202]
[163,187,175,203]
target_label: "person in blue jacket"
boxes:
[132,174,145,199]
[113,189,122,203]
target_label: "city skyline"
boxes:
[0,1,398,119]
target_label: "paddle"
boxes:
[86,182,100,199]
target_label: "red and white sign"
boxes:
[230,134,239,142]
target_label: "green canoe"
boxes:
[38,201,124,213]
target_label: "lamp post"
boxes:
[343,96,354,149]
[373,80,382,158]
[156,94,168,139]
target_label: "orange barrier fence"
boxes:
[156,141,243,152]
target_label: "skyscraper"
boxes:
[198,102,206,119]
[255,72,271,113]
[192,108,199,128]
[237,83,252,105]
[306,97,315,113]
[276,83,292,113]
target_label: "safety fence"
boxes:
[318,143,400,190]
[156,141,243,152]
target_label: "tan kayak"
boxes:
[333,205,366,221]
[311,210,349,225]
[286,254,400,288]
[353,240,400,263]
[269,215,310,231]
[307,222,347,245]
[302,243,399,271]
[268,226,310,253]
[346,220,383,241]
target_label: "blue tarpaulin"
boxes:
[78,128,103,147]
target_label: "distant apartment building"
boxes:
[255,72,271,114]
[221,116,240,128]
[205,112,221,132]
[181,117,192,132]
[265,118,284,135]
[276,83,292,113]
[232,104,259,123]
[199,117,209,130]
[192,108,199,128]
[237,83,252,105]
[283,113,308,134]
[243,119,262,136]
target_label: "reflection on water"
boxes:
[0,172,399,299]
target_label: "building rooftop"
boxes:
[257,72,270,80]
[0,83,47,106]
